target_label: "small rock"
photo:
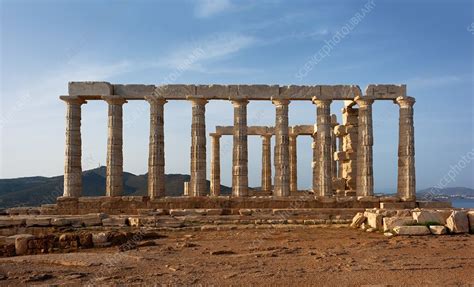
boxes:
[384,232,395,237]
[429,225,447,235]
[210,250,236,255]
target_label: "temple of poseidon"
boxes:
[48,82,421,215]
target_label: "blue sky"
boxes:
[0,0,473,192]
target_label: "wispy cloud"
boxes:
[156,33,257,70]
[194,0,233,18]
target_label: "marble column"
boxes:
[145,96,167,199]
[337,133,344,178]
[261,134,272,193]
[61,96,86,197]
[210,133,221,197]
[104,96,127,197]
[313,99,333,197]
[189,98,208,196]
[312,131,319,193]
[232,99,248,197]
[272,99,290,197]
[331,115,338,179]
[396,96,416,201]
[289,134,298,193]
[355,96,374,197]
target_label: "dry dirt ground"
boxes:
[0,226,473,286]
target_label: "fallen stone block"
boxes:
[383,216,414,232]
[412,210,446,225]
[350,212,366,228]
[92,232,108,246]
[393,225,430,236]
[429,225,447,235]
[446,210,469,233]
[365,212,383,230]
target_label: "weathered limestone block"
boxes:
[69,81,113,96]
[383,216,414,232]
[468,211,474,233]
[114,84,154,97]
[364,212,383,230]
[365,84,406,99]
[51,217,72,227]
[14,234,34,255]
[80,213,107,226]
[25,217,52,227]
[239,209,253,216]
[429,225,447,235]
[393,225,430,235]
[446,210,469,233]
[0,217,25,227]
[102,217,128,227]
[350,212,366,228]
[92,232,109,247]
[412,210,446,225]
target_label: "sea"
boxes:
[451,198,474,209]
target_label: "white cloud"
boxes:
[194,0,233,18]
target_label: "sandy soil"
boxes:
[0,226,473,286]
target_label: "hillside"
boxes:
[0,167,231,208]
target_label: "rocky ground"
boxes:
[0,226,472,286]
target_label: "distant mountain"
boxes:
[417,187,474,200]
[0,167,231,208]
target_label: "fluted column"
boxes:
[145,96,167,199]
[189,98,208,196]
[103,96,127,197]
[289,134,298,193]
[232,99,248,197]
[312,130,318,192]
[396,96,416,201]
[210,133,221,196]
[355,96,374,197]
[61,96,86,197]
[313,98,333,197]
[272,99,290,197]
[331,115,338,179]
[261,134,272,193]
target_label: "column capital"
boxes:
[60,96,87,105]
[311,97,332,107]
[144,95,167,105]
[271,98,290,106]
[187,97,208,106]
[261,134,272,140]
[395,96,416,108]
[230,98,249,107]
[209,133,222,139]
[102,96,127,105]
[354,96,374,107]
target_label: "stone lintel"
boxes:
[215,125,315,136]
[69,81,113,96]
[365,84,407,99]
[67,82,370,100]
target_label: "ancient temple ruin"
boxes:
[55,82,416,214]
